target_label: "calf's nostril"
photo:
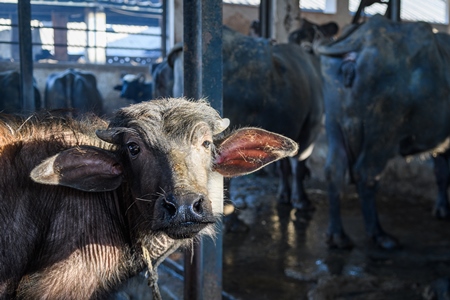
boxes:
[192,195,204,215]
[162,201,177,217]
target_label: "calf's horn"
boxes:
[214,118,230,135]
[96,128,127,144]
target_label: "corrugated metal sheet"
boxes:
[300,0,326,12]
[349,0,446,24]
[224,0,448,24]
[224,0,259,6]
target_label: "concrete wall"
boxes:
[0,62,149,116]
[172,1,259,43]
[223,4,259,35]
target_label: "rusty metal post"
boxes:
[183,0,223,299]
[18,0,35,113]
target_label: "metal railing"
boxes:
[0,21,163,65]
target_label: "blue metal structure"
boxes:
[183,0,223,298]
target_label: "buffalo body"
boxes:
[45,68,103,115]
[320,15,450,249]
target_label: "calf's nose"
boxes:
[162,193,208,221]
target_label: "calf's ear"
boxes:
[213,128,298,177]
[31,146,123,192]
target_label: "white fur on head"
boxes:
[122,74,137,83]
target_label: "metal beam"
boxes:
[183,0,223,299]
[18,0,35,113]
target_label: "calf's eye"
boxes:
[202,140,212,149]
[127,142,140,156]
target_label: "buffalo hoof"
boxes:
[372,234,400,250]
[292,198,315,211]
[433,206,450,219]
[326,232,353,250]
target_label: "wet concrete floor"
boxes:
[221,173,450,300]
[116,167,450,300]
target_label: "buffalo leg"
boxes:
[354,149,399,249]
[432,152,450,218]
[356,179,399,249]
[290,157,313,210]
[277,158,292,205]
[325,135,352,249]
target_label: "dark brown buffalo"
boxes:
[169,27,324,210]
[0,98,297,299]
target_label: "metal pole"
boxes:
[352,0,369,24]
[259,0,272,39]
[18,0,35,113]
[183,0,223,299]
[390,0,401,22]
[161,0,167,58]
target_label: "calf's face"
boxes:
[31,98,298,240]
[95,119,223,239]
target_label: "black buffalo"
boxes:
[288,18,339,54]
[319,15,450,249]
[169,27,324,210]
[152,49,178,99]
[114,51,177,103]
[0,97,297,298]
[45,68,103,115]
[0,70,41,114]
[114,73,153,102]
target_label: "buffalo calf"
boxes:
[0,97,297,299]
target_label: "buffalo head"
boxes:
[30,98,298,240]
